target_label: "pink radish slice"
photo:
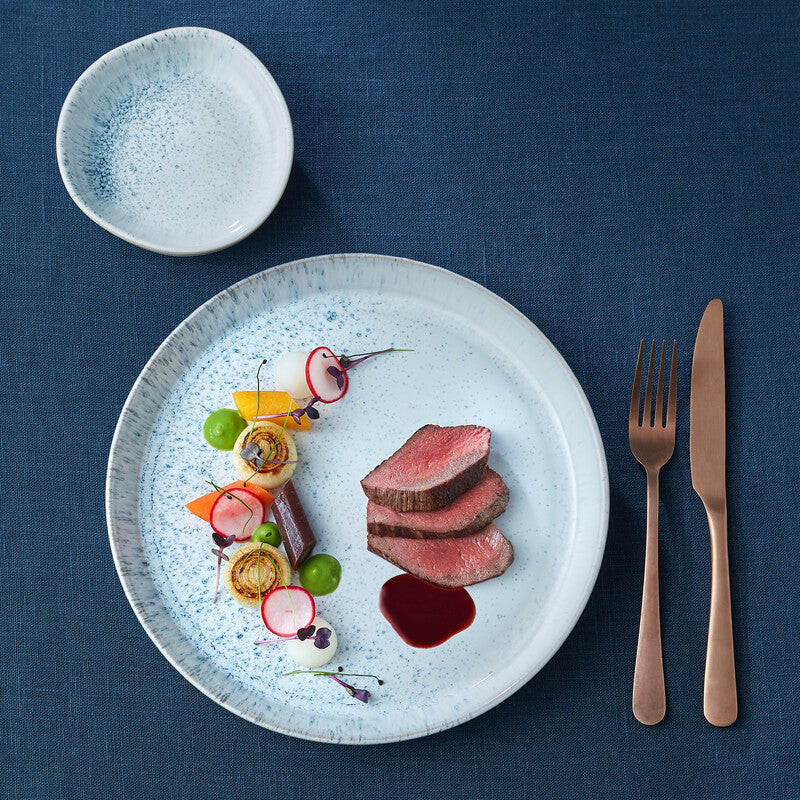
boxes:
[260,586,316,636]
[305,346,348,404]
[209,488,265,542]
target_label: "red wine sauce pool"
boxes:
[379,573,476,647]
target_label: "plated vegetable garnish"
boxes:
[185,345,409,701]
[209,487,266,541]
[203,407,247,450]
[225,542,290,607]
[232,421,298,488]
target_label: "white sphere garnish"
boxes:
[285,616,338,668]
[273,351,312,400]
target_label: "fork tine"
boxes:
[629,340,644,427]
[666,340,677,429]
[642,340,656,427]
[654,340,666,427]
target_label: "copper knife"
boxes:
[690,298,737,726]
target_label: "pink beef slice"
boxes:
[367,524,514,587]
[367,468,509,539]
[361,424,492,512]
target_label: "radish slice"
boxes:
[305,346,348,403]
[261,586,316,637]
[209,488,266,542]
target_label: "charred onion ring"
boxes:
[224,542,291,608]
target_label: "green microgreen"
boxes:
[282,667,384,703]
[246,359,268,442]
[254,543,296,620]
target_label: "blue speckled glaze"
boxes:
[57,28,293,254]
[106,254,609,743]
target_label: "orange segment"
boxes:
[232,391,311,430]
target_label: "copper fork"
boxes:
[629,339,677,725]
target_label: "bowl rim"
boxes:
[55,26,294,256]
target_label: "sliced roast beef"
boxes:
[367,468,509,539]
[361,424,491,512]
[367,523,514,587]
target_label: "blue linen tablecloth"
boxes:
[2,1,799,798]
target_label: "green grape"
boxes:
[251,522,281,546]
[299,554,342,596]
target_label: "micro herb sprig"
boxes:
[256,543,263,606]
[247,359,268,442]
[254,624,332,648]
[210,531,236,603]
[281,667,384,703]
[292,398,321,423]
[323,347,413,389]
[256,396,322,426]
[252,543,295,618]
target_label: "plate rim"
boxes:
[105,253,609,743]
[56,26,294,256]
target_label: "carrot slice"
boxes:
[232,391,311,430]
[186,481,274,523]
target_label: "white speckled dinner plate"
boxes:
[106,254,608,743]
[57,27,293,255]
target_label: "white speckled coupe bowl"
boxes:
[106,254,609,743]
[57,27,293,255]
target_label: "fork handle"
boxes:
[633,469,666,724]
[704,504,737,726]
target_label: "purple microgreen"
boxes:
[257,396,320,426]
[254,623,333,650]
[212,531,227,548]
[334,347,413,372]
[282,669,384,684]
[281,669,377,703]
[243,397,294,484]
[240,441,263,465]
[212,531,236,548]
[313,628,332,649]
[326,364,345,389]
[329,675,370,703]
[209,531,237,604]
[296,625,316,641]
[254,636,296,645]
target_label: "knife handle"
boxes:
[632,469,666,725]
[704,504,737,726]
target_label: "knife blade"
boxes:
[690,298,737,726]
